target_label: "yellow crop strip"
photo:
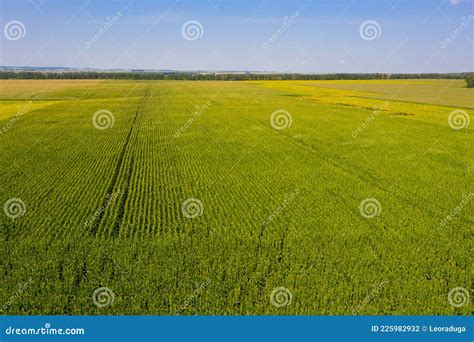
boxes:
[252,80,474,120]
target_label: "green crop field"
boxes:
[0,79,472,315]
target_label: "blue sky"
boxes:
[0,0,472,72]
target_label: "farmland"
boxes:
[0,79,472,315]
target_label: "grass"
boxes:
[0,79,472,315]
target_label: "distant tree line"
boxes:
[0,71,471,81]
[466,76,474,88]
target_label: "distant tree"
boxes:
[0,71,470,81]
[466,76,474,88]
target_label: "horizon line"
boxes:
[1,66,473,75]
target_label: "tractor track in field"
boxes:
[91,87,150,236]
[112,156,134,237]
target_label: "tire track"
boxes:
[91,88,150,236]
